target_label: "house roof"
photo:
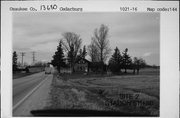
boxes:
[75,57,91,64]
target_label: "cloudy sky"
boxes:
[13,12,160,66]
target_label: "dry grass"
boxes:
[49,68,159,116]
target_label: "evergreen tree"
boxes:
[109,47,122,73]
[13,51,18,71]
[122,48,132,73]
[51,41,65,73]
[111,47,122,64]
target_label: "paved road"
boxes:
[13,72,53,116]
[13,72,50,109]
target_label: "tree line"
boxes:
[109,47,146,74]
[51,24,147,74]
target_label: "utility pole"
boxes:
[20,52,25,66]
[32,51,36,64]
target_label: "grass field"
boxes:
[48,68,159,116]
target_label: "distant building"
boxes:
[74,58,91,73]
[59,57,107,74]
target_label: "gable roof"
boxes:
[75,57,91,64]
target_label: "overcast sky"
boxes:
[13,12,160,66]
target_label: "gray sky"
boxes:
[13,12,160,66]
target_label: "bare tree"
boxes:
[87,38,99,62]
[61,32,82,72]
[92,24,111,63]
[133,57,146,74]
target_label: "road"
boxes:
[13,72,53,116]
